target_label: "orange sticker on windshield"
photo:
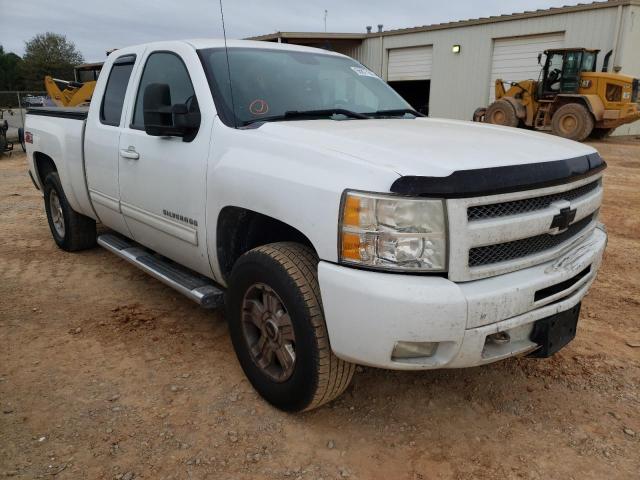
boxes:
[249,99,269,116]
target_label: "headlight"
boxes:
[339,190,447,272]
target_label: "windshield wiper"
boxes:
[242,108,369,126]
[366,108,426,118]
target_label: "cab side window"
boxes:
[131,52,199,130]
[100,55,136,126]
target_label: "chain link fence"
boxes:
[1,91,48,145]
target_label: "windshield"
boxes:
[198,47,413,127]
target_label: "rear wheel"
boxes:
[43,172,96,251]
[484,100,519,127]
[226,242,355,411]
[551,103,594,141]
[472,107,487,122]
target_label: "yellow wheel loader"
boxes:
[474,48,640,141]
[44,62,103,107]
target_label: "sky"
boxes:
[0,0,601,62]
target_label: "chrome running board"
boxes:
[97,232,224,309]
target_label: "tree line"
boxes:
[0,32,84,92]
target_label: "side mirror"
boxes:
[143,83,200,139]
[537,53,542,65]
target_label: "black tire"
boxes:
[18,128,26,152]
[590,128,614,140]
[484,100,519,127]
[226,242,355,412]
[551,103,594,142]
[43,172,96,251]
[472,107,487,122]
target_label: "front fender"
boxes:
[205,122,399,283]
[557,94,605,120]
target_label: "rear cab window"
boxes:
[100,54,136,126]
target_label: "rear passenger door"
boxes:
[85,50,140,236]
[117,44,215,277]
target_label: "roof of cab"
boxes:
[183,38,346,56]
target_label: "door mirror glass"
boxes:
[142,83,200,139]
[133,51,200,141]
[537,53,542,65]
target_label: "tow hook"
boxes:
[487,331,511,345]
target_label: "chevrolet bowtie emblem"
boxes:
[550,207,577,231]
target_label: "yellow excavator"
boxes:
[474,48,640,141]
[44,62,103,107]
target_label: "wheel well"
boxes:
[33,152,57,185]
[216,207,316,281]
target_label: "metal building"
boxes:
[250,0,640,135]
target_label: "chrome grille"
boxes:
[468,212,596,267]
[446,173,604,281]
[467,180,599,221]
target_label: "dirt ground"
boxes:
[1,138,639,480]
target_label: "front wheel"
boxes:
[226,242,355,412]
[484,100,519,127]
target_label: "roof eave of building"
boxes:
[369,0,639,37]
[247,32,367,41]
[248,0,640,41]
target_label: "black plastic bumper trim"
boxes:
[534,265,591,302]
[390,153,606,198]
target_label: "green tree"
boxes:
[20,33,84,90]
[0,46,25,91]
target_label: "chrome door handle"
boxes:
[120,148,139,160]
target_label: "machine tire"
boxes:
[590,128,614,140]
[472,107,487,122]
[551,103,594,142]
[226,242,355,412]
[484,100,519,128]
[43,172,97,251]
[18,128,26,152]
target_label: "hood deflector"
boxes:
[390,153,606,198]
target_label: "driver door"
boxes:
[117,44,215,277]
[558,50,582,93]
[543,52,565,97]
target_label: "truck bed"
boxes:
[26,106,89,120]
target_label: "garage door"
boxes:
[388,46,433,81]
[489,33,565,101]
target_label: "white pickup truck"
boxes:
[25,39,607,412]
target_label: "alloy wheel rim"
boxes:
[241,283,296,382]
[49,190,65,237]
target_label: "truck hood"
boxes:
[256,117,597,177]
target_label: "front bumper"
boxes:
[318,225,607,370]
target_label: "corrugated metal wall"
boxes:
[488,33,565,102]
[348,5,639,135]
[615,5,640,135]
